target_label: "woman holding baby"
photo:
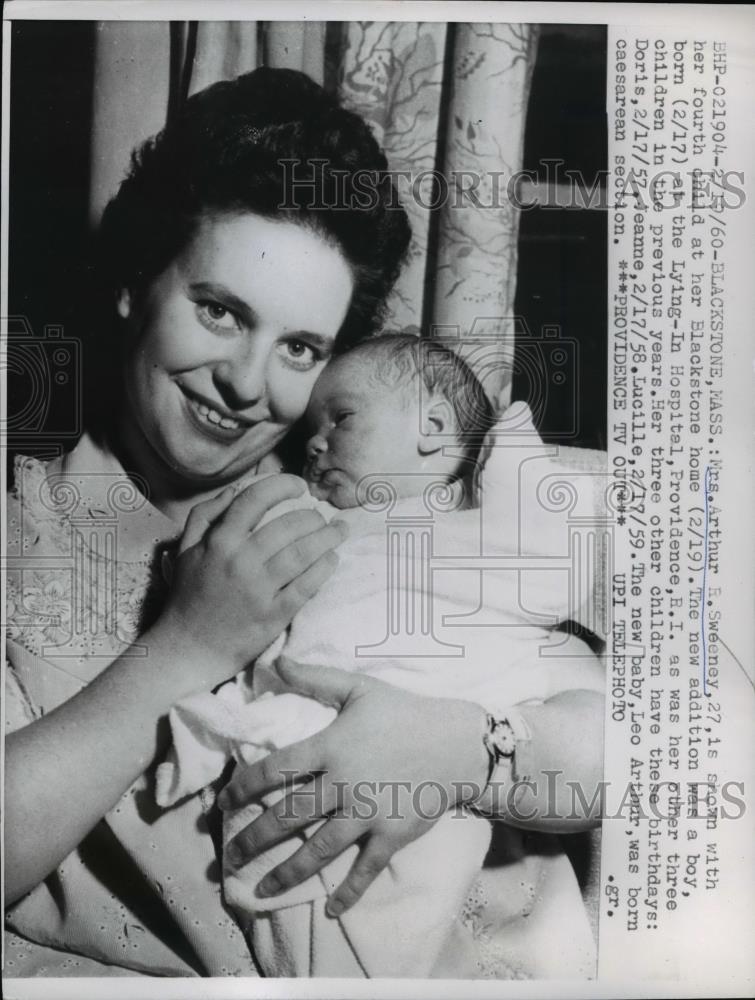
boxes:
[5,68,603,978]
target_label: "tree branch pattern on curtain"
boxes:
[89,20,538,406]
[337,22,447,336]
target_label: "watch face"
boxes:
[491,720,516,757]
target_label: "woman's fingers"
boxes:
[324,839,393,916]
[218,737,324,811]
[254,816,369,901]
[168,477,347,678]
[274,656,364,710]
[222,761,397,913]
[278,551,340,616]
[266,518,347,590]
[250,507,324,561]
[180,486,237,553]
[216,474,307,536]
[227,774,337,865]
[182,473,289,553]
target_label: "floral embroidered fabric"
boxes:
[5,440,258,978]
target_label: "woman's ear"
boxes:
[418,397,456,455]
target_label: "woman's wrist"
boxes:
[444,698,491,808]
[139,619,237,704]
[467,692,604,830]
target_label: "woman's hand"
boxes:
[6,476,350,905]
[217,657,490,916]
[160,476,347,691]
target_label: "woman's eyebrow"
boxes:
[292,331,335,352]
[188,281,334,348]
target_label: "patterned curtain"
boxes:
[90,21,538,407]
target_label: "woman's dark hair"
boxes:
[97,67,411,347]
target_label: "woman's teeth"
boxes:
[193,400,242,430]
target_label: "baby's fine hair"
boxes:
[347,333,497,463]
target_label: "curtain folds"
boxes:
[89,20,538,405]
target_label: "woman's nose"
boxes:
[213,342,268,409]
[306,434,328,461]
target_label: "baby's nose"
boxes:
[306,434,328,460]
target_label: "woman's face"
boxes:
[119,213,354,487]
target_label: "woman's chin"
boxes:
[159,427,287,487]
[161,443,268,488]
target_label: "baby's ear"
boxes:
[418,397,456,455]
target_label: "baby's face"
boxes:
[303,355,422,509]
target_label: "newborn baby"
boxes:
[157,334,602,979]
[302,331,489,510]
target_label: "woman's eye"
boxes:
[278,340,321,372]
[195,301,238,332]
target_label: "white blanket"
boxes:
[156,404,604,978]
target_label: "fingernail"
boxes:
[256,874,280,898]
[325,898,344,918]
[226,842,243,868]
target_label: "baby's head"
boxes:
[303,334,496,509]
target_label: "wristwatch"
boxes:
[483,715,517,781]
[473,708,534,816]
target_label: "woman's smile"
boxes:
[177,381,256,439]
